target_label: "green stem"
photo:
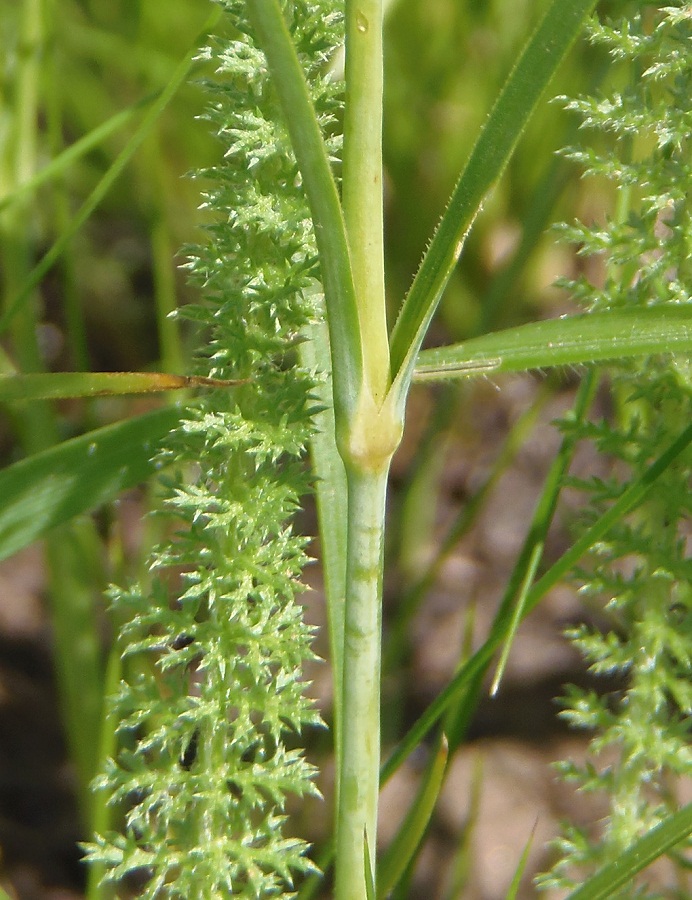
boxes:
[12,0,42,189]
[343,0,388,403]
[336,5,396,896]
[337,466,388,900]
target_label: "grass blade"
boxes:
[0,371,242,401]
[377,736,448,898]
[441,752,483,900]
[389,0,599,384]
[247,0,362,417]
[489,541,543,697]
[504,822,537,900]
[0,7,221,336]
[0,406,180,561]
[0,91,159,215]
[565,803,692,900]
[414,305,692,380]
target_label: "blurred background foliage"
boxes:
[0,0,633,896]
[0,0,623,401]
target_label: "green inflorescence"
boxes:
[539,4,692,896]
[83,1,343,894]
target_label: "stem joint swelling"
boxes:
[338,387,403,475]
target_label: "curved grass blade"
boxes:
[0,406,180,561]
[377,736,448,898]
[442,752,483,899]
[388,0,599,388]
[414,305,692,380]
[0,7,221,336]
[0,371,243,402]
[505,822,537,900]
[0,92,159,215]
[565,802,692,900]
[247,0,362,418]
[489,541,543,697]
[380,417,692,783]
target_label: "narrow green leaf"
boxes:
[377,736,448,898]
[489,541,543,697]
[442,753,483,898]
[505,823,537,900]
[0,371,243,402]
[246,0,362,419]
[414,305,692,380]
[0,7,221,336]
[0,406,180,561]
[477,156,570,335]
[565,803,692,900]
[0,91,159,215]
[476,51,612,335]
[389,0,599,388]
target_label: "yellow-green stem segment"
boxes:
[343,0,389,405]
[337,2,395,896]
[336,465,388,899]
[336,388,402,898]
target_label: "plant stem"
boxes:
[336,465,388,900]
[343,0,388,403]
[336,4,394,896]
